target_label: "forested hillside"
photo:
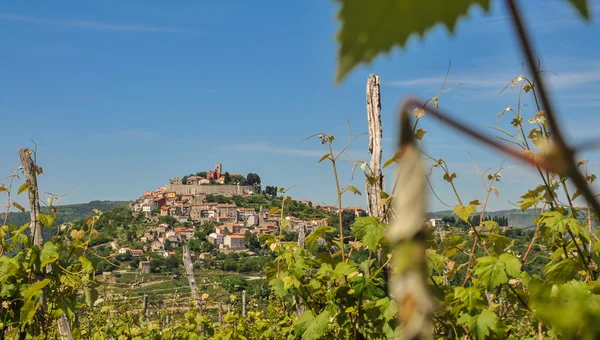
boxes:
[426,208,538,229]
[1,200,130,226]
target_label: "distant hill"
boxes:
[1,200,131,226]
[426,208,538,229]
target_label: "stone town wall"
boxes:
[165,184,255,196]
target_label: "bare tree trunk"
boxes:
[182,246,202,312]
[19,148,73,340]
[365,74,385,221]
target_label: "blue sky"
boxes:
[1,0,600,213]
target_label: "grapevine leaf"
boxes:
[80,256,95,273]
[23,278,51,302]
[443,172,457,183]
[306,226,336,248]
[333,262,355,279]
[0,257,19,284]
[302,310,330,340]
[412,108,425,119]
[12,202,25,212]
[383,152,401,168]
[38,213,56,228]
[84,286,99,308]
[452,286,484,313]
[351,216,386,251]
[269,278,286,297]
[499,253,521,277]
[41,242,60,267]
[318,153,331,163]
[375,296,398,320]
[544,260,577,283]
[486,233,513,255]
[335,0,492,82]
[344,185,362,196]
[474,256,507,290]
[567,0,590,19]
[458,309,498,340]
[440,235,468,258]
[426,250,446,275]
[414,128,427,140]
[293,310,315,337]
[17,182,31,195]
[453,204,476,222]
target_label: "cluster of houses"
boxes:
[206,215,331,252]
[129,163,257,223]
[122,164,368,271]
[117,223,204,273]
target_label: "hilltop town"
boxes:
[115,162,365,273]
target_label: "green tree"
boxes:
[230,175,246,185]
[246,173,261,186]
[224,172,231,184]
[159,215,177,225]
[245,231,261,252]
[264,186,278,198]
[221,276,248,293]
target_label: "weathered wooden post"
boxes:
[218,301,223,322]
[365,74,386,222]
[143,294,149,320]
[19,148,73,340]
[242,290,246,316]
[297,225,305,248]
[182,246,202,312]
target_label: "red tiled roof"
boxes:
[217,204,236,208]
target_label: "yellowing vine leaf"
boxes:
[318,153,331,163]
[335,0,491,83]
[17,182,31,195]
[23,278,51,302]
[12,202,25,212]
[412,108,425,119]
[453,204,476,222]
[383,152,401,168]
[39,213,56,228]
[344,185,362,195]
[414,128,427,140]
